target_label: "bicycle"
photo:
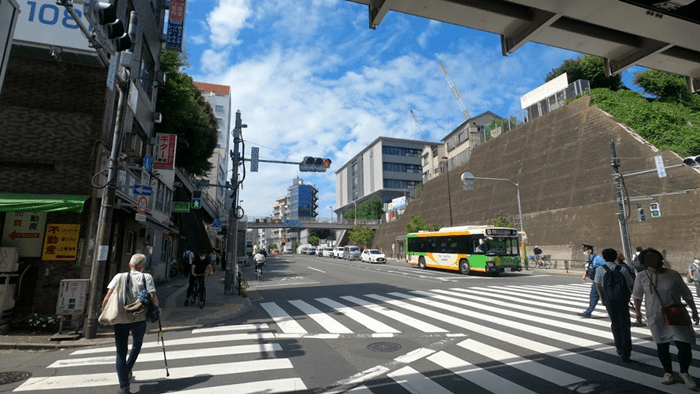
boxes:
[188,274,206,309]
[528,255,551,269]
[255,263,263,281]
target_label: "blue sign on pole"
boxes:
[133,185,153,196]
[284,220,302,228]
[212,219,222,228]
[143,155,154,173]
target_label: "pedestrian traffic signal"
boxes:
[299,157,332,172]
[683,155,700,167]
[637,207,645,222]
[83,1,134,54]
[192,190,202,210]
[650,202,661,218]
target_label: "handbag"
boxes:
[647,271,692,326]
[123,273,150,318]
[98,274,131,325]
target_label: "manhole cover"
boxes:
[367,341,402,353]
[0,371,32,385]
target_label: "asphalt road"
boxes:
[2,254,697,394]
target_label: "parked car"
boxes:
[307,247,316,255]
[361,249,386,264]
[335,247,345,259]
[323,248,334,257]
[344,245,361,261]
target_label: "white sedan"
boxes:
[361,249,386,264]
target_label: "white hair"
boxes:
[128,254,147,269]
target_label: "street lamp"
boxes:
[328,205,333,221]
[351,200,357,226]
[441,157,453,226]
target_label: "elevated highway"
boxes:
[245,217,380,230]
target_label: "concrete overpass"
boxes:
[245,217,381,230]
[347,0,700,92]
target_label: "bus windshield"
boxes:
[482,237,519,256]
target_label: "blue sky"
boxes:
[179,0,644,219]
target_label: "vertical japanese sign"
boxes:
[154,133,177,170]
[56,279,89,315]
[1,212,47,257]
[41,224,81,261]
[165,0,186,52]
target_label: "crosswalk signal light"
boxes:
[192,190,202,210]
[650,202,661,218]
[84,1,134,54]
[637,207,645,222]
[683,155,700,167]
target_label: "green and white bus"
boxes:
[406,226,522,275]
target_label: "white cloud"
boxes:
[207,0,253,47]
[417,20,441,47]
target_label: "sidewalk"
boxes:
[0,269,253,351]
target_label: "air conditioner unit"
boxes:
[0,247,20,273]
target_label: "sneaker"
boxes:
[620,355,631,363]
[117,387,132,394]
[578,312,592,318]
[184,299,189,306]
[661,373,675,385]
[680,372,697,389]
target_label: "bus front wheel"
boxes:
[418,256,426,269]
[459,260,471,275]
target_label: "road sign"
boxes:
[654,155,666,178]
[251,147,259,172]
[173,201,190,213]
[284,219,302,228]
[137,196,148,214]
[133,184,153,196]
[213,219,222,228]
[135,213,146,222]
[143,154,154,173]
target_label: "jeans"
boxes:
[114,320,147,389]
[604,300,632,358]
[584,282,599,315]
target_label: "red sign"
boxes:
[154,133,177,169]
[137,196,148,214]
[8,231,41,240]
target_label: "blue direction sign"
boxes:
[133,184,153,196]
[143,154,154,173]
[212,219,222,228]
[284,219,302,228]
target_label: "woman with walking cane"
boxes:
[100,254,158,394]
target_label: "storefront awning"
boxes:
[0,193,89,213]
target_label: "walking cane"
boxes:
[157,319,170,377]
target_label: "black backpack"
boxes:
[601,265,631,303]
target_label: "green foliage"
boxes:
[156,50,218,176]
[310,228,332,240]
[485,118,516,132]
[349,227,375,249]
[546,55,624,90]
[344,197,384,220]
[404,215,440,233]
[309,235,319,246]
[633,70,700,111]
[292,241,299,252]
[493,211,513,227]
[591,88,700,156]
[270,244,277,250]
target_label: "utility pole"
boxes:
[610,140,633,263]
[225,111,244,295]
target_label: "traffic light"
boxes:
[299,157,332,172]
[683,155,700,167]
[191,190,202,210]
[637,206,645,222]
[650,202,661,218]
[83,1,134,54]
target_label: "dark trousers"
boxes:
[694,281,700,298]
[114,320,147,389]
[585,283,599,315]
[186,272,196,297]
[658,341,692,373]
[604,299,632,358]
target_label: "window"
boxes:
[216,118,223,128]
[423,154,429,165]
[383,163,421,173]
[351,162,358,176]
[215,105,224,112]
[383,146,421,157]
[139,42,155,98]
[459,131,467,144]
[126,231,135,255]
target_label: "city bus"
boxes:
[406,226,522,275]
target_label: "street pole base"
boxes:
[224,271,234,295]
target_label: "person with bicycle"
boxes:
[185,251,211,306]
[254,250,266,278]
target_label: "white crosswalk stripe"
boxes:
[16,282,699,393]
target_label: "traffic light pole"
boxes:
[610,140,633,263]
[225,111,243,295]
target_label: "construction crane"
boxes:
[410,110,427,140]
[439,61,471,121]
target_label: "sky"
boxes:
[178,0,645,220]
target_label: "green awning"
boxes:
[0,193,89,213]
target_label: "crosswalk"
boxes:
[13,282,700,393]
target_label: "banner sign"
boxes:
[165,0,186,52]
[41,224,80,261]
[56,279,89,315]
[154,133,177,169]
[1,212,47,257]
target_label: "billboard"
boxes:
[12,0,94,53]
[0,0,20,94]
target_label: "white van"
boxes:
[344,245,361,261]
[334,247,345,259]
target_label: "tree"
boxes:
[404,215,440,233]
[310,229,332,240]
[545,55,624,91]
[269,244,277,251]
[357,197,384,220]
[633,69,700,110]
[156,50,218,176]
[493,211,513,227]
[292,241,299,253]
[349,227,375,249]
[309,235,319,246]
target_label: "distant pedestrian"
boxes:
[595,248,634,363]
[209,251,217,276]
[687,258,700,297]
[633,248,700,388]
[182,247,194,277]
[580,244,606,318]
[630,246,644,273]
[102,254,158,394]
